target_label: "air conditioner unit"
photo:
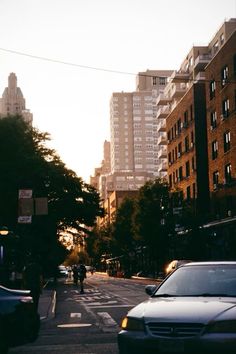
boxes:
[213,183,217,190]
[177,152,181,158]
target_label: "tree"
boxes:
[0,115,103,272]
[134,178,170,272]
[112,197,137,255]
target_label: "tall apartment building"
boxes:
[109,69,173,191]
[205,28,236,218]
[165,18,236,216]
[90,140,111,200]
[0,72,33,124]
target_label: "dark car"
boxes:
[0,285,40,353]
[118,261,236,354]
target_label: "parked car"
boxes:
[0,285,40,353]
[58,265,68,277]
[165,259,192,275]
[118,261,236,354]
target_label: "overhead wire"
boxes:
[0,47,236,84]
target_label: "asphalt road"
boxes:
[9,273,159,354]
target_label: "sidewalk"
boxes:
[38,287,56,321]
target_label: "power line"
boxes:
[0,47,236,84]
[0,47,136,76]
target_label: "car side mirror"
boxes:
[145,285,157,296]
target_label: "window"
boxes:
[178,142,182,157]
[220,33,224,45]
[169,175,172,188]
[159,77,167,86]
[210,111,217,129]
[224,131,231,152]
[183,111,188,127]
[185,136,189,152]
[178,166,183,181]
[209,80,216,99]
[186,186,191,200]
[213,40,219,54]
[224,163,232,183]
[152,76,157,86]
[192,183,196,198]
[191,156,195,171]
[222,98,230,119]
[185,161,190,177]
[213,171,219,189]
[212,140,218,160]
[221,65,229,87]
[177,119,181,134]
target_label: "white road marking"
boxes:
[87,304,133,308]
[57,323,92,328]
[88,300,117,306]
[97,312,117,326]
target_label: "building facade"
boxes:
[0,73,33,124]
[205,29,236,218]
[164,18,236,216]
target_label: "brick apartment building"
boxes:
[205,29,236,218]
[166,19,236,218]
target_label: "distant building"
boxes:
[110,70,173,180]
[0,72,33,124]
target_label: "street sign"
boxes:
[17,216,32,224]
[18,189,33,198]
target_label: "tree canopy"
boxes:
[0,115,103,272]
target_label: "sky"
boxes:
[0,0,235,183]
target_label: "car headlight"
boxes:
[207,320,236,333]
[121,317,145,331]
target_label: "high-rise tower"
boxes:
[0,73,33,124]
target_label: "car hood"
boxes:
[128,297,236,324]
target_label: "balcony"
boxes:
[171,70,190,83]
[169,83,187,99]
[194,54,212,71]
[157,135,167,146]
[157,147,167,159]
[156,105,171,119]
[158,161,168,172]
[194,71,206,82]
[156,94,172,106]
[156,119,166,132]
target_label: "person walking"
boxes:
[22,260,43,310]
[78,262,87,294]
[72,264,79,285]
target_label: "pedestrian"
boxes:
[22,259,43,311]
[78,261,87,294]
[72,264,79,285]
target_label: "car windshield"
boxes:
[154,264,236,297]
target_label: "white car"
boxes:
[118,261,236,354]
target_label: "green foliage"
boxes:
[0,115,103,271]
[113,197,137,254]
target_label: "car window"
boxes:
[154,265,236,296]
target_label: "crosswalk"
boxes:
[62,287,132,332]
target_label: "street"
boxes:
[9,273,158,354]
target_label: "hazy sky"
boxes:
[0,0,235,182]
